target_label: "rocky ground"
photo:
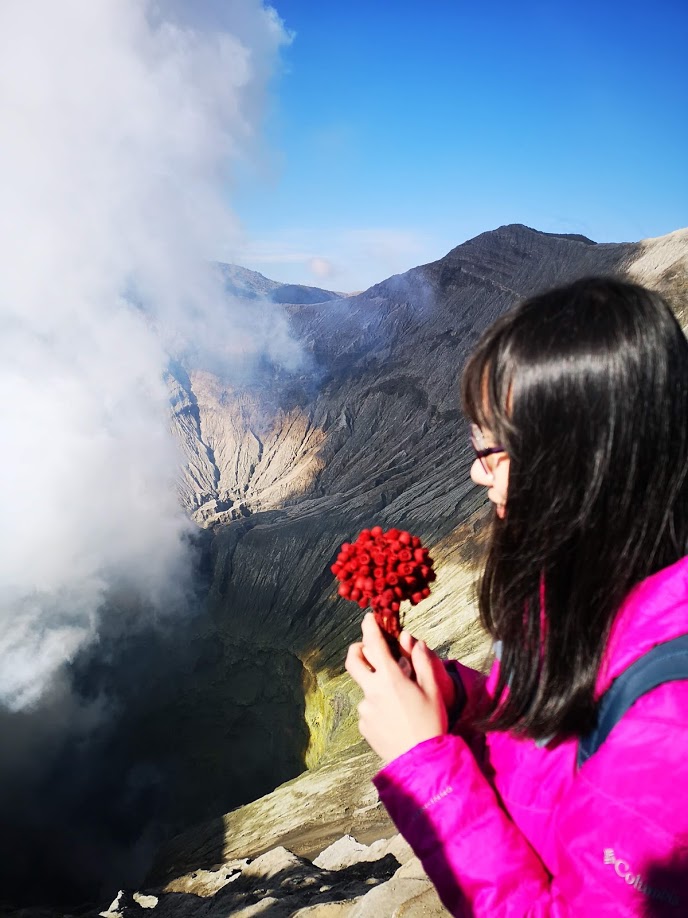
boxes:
[97,834,447,917]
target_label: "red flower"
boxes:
[330,527,436,653]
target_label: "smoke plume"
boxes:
[0,0,291,710]
[0,0,296,903]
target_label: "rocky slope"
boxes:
[159,226,688,886]
[4,225,687,916]
[124,225,686,895]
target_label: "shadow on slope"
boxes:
[145,849,401,916]
[0,537,312,908]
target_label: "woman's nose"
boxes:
[471,457,494,487]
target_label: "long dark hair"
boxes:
[461,277,688,740]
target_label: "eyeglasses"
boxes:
[470,424,506,475]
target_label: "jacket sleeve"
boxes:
[373,680,688,917]
[443,659,491,728]
[443,658,498,768]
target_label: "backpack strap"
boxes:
[577,633,688,769]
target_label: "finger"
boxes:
[411,641,441,698]
[398,656,413,678]
[399,630,417,660]
[356,699,372,743]
[361,612,396,671]
[345,642,375,689]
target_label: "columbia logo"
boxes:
[419,786,453,812]
[603,848,680,907]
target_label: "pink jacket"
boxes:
[373,555,688,916]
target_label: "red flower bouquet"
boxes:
[331,526,436,657]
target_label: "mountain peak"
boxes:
[485,223,597,245]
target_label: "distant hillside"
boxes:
[218,262,344,305]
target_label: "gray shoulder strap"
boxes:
[577,633,688,769]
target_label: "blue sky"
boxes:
[230,0,688,292]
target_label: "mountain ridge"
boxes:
[218,262,346,304]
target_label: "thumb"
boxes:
[411,641,439,697]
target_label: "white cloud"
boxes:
[309,257,336,279]
[0,0,290,709]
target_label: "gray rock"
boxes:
[348,877,436,918]
[291,902,358,917]
[313,835,382,871]
[314,834,413,871]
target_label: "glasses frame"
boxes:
[470,424,506,475]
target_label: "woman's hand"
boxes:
[398,629,458,715]
[345,613,449,764]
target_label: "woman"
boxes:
[346,278,688,915]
